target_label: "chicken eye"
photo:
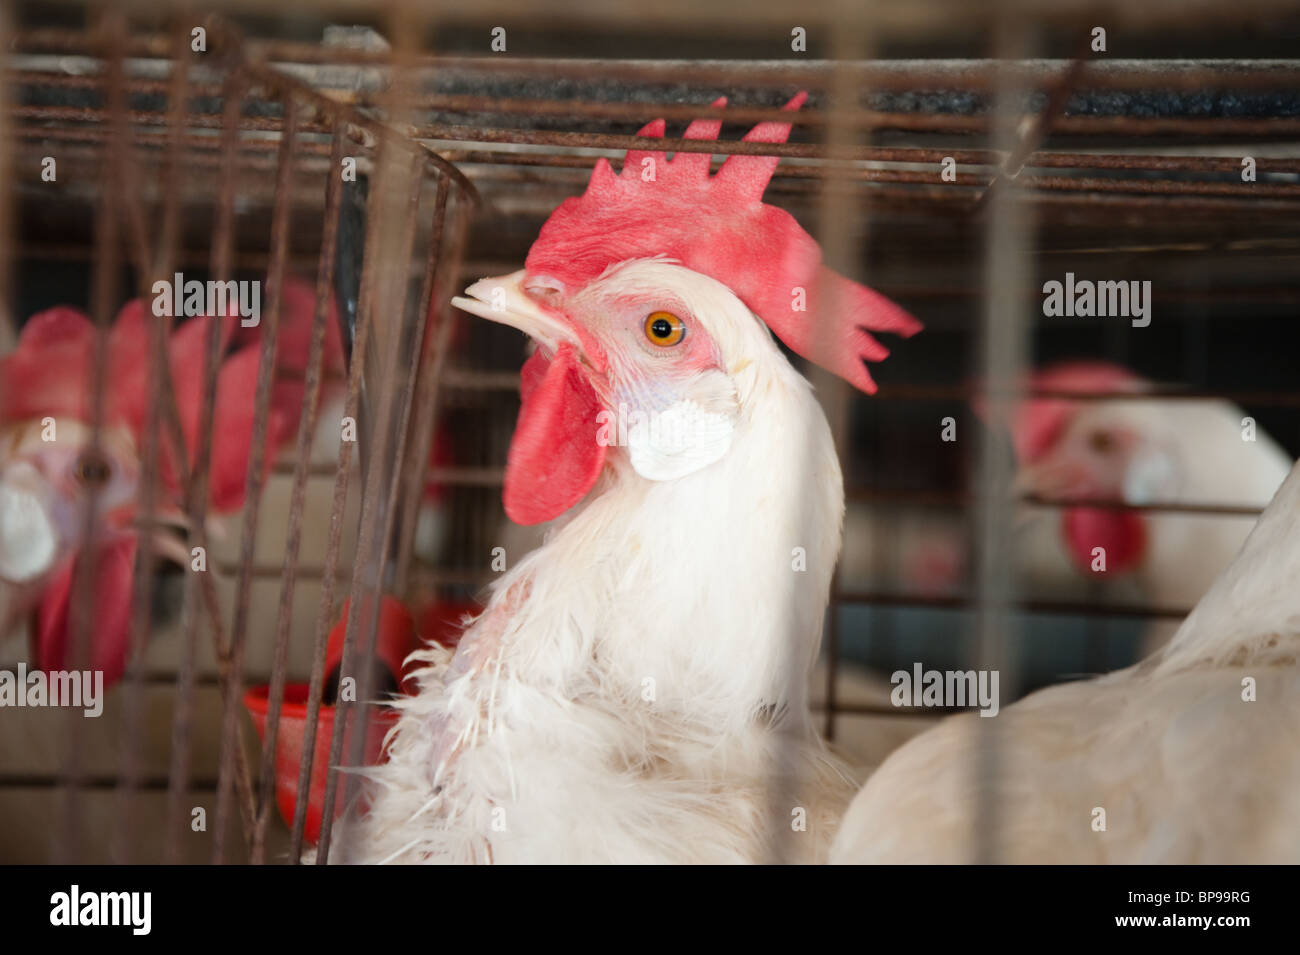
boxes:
[73,452,111,487]
[644,311,686,347]
[1088,430,1115,454]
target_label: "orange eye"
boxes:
[73,452,111,487]
[644,311,686,347]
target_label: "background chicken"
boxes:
[831,455,1300,864]
[342,94,920,864]
[0,277,337,688]
[831,360,1294,684]
[1004,361,1291,651]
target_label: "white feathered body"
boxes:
[831,458,1300,864]
[348,265,856,863]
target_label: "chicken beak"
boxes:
[0,461,61,584]
[1012,460,1047,499]
[452,270,606,372]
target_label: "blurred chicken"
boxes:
[0,277,340,686]
[831,454,1300,864]
[344,94,921,864]
[1004,361,1290,649]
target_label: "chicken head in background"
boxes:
[1003,360,1291,649]
[346,93,921,864]
[0,277,340,687]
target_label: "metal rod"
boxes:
[332,151,428,864]
[976,30,1095,211]
[20,118,1300,179]
[113,16,193,866]
[286,123,354,862]
[51,7,125,866]
[971,16,1040,865]
[312,118,392,868]
[212,92,299,865]
[262,123,345,865]
[0,0,15,353]
[166,64,257,863]
[834,589,1194,621]
[392,177,452,595]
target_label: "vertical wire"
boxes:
[285,125,351,863]
[312,128,392,867]
[254,124,348,865]
[211,92,300,864]
[0,0,15,355]
[51,7,125,865]
[766,1,867,864]
[317,2,429,864]
[113,15,192,865]
[332,153,427,864]
[817,17,871,750]
[165,64,258,863]
[972,12,1034,865]
[392,177,452,597]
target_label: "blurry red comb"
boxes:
[975,361,1148,462]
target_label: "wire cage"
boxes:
[1,10,477,863]
[2,1,1299,865]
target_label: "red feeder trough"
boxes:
[243,596,478,846]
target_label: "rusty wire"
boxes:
[307,140,389,868]
[112,17,192,866]
[211,91,299,865]
[167,65,260,862]
[266,123,346,864]
[320,6,435,861]
[51,7,125,866]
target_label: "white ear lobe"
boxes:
[1123,443,1179,504]
[0,463,59,583]
[627,396,736,482]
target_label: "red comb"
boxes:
[1009,361,1146,462]
[523,93,921,393]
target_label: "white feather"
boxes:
[627,395,736,481]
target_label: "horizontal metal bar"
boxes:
[874,385,1300,406]
[846,487,1267,517]
[0,774,219,791]
[20,38,1295,91]
[417,118,1300,162]
[813,702,968,718]
[835,590,1190,620]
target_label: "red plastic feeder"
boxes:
[243,596,479,845]
[243,680,398,847]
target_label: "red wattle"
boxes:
[33,534,139,687]
[503,344,606,525]
[1062,507,1146,575]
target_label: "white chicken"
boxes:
[830,455,1300,864]
[340,94,921,863]
[1006,361,1291,650]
